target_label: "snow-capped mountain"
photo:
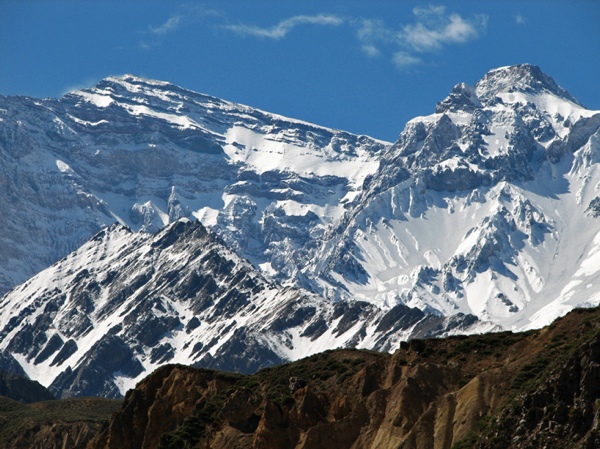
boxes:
[0,220,482,398]
[0,75,386,295]
[0,64,599,397]
[304,64,600,331]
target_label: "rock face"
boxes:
[302,63,600,332]
[0,220,484,398]
[0,76,385,296]
[87,306,600,449]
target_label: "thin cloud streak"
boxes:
[225,14,344,40]
[150,15,183,36]
[140,5,223,48]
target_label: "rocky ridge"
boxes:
[303,64,600,331]
[0,75,386,295]
[0,220,484,399]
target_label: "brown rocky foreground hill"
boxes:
[2,306,600,449]
[86,306,600,449]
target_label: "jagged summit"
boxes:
[104,73,171,86]
[78,74,190,94]
[85,74,225,106]
[474,63,582,105]
[435,82,481,114]
[437,64,582,115]
[306,64,600,333]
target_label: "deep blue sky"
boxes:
[1,1,598,141]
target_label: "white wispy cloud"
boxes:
[351,6,487,71]
[150,14,184,36]
[361,44,382,58]
[400,6,488,53]
[356,18,393,43]
[140,5,222,48]
[140,6,487,73]
[515,14,526,25]
[355,18,394,58]
[393,51,422,69]
[224,14,344,40]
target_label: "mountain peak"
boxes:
[474,63,582,105]
[100,74,172,88]
[435,82,481,113]
[87,74,190,99]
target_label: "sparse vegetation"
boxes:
[0,396,120,446]
[158,401,219,449]
[511,357,550,389]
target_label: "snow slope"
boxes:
[305,64,600,331]
[0,75,387,294]
[0,220,484,398]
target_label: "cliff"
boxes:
[86,306,600,449]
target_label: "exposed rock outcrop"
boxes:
[87,306,600,449]
[0,370,54,402]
